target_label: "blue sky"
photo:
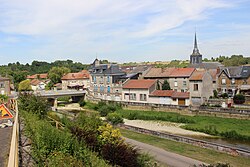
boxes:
[0,0,250,65]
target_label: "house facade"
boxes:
[217,66,250,97]
[189,69,213,105]
[89,59,126,101]
[0,76,11,95]
[30,79,46,91]
[61,70,90,90]
[143,67,195,92]
[122,80,156,103]
[149,90,190,106]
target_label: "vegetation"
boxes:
[19,93,49,118]
[78,98,86,107]
[106,112,124,125]
[120,128,250,167]
[208,55,250,66]
[116,109,250,141]
[18,79,32,91]
[233,94,245,104]
[0,60,89,90]
[155,60,189,68]
[213,90,218,98]
[162,80,170,90]
[117,109,194,123]
[0,94,8,103]
[48,66,70,85]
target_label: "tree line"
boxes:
[0,60,89,89]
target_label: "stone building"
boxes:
[0,76,11,95]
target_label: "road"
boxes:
[125,137,206,167]
[0,127,12,167]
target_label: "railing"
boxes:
[8,100,19,167]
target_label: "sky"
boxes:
[0,0,250,65]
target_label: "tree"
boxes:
[162,80,170,90]
[18,79,32,91]
[48,67,70,84]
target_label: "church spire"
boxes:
[190,32,202,64]
[192,32,201,56]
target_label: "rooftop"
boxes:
[123,79,156,89]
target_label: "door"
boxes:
[178,99,185,105]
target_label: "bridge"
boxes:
[34,89,86,98]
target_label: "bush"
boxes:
[106,113,124,125]
[19,93,49,118]
[213,90,218,98]
[221,93,228,99]
[78,99,86,107]
[57,96,71,102]
[98,105,112,116]
[233,94,245,104]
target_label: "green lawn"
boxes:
[117,109,250,140]
[120,128,250,167]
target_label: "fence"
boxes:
[7,100,19,167]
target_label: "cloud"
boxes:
[0,0,242,64]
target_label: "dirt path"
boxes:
[125,137,206,167]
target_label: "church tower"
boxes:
[190,32,202,64]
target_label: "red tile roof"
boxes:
[61,71,90,80]
[144,68,175,78]
[189,70,206,81]
[169,68,195,77]
[123,79,156,89]
[30,79,43,86]
[150,90,175,97]
[144,68,194,78]
[172,92,190,99]
[27,73,48,79]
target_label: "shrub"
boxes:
[98,105,113,116]
[221,93,228,99]
[57,96,71,102]
[78,98,86,107]
[106,113,124,125]
[19,93,48,118]
[233,94,245,104]
[213,90,218,98]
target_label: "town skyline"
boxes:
[0,0,250,65]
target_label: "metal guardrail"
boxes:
[118,124,250,158]
[8,101,19,167]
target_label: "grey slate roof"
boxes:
[219,65,250,79]
[189,62,224,69]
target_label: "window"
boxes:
[183,81,187,86]
[107,76,110,83]
[0,83,4,88]
[140,94,147,101]
[231,78,235,84]
[92,76,96,83]
[181,89,185,92]
[194,84,198,91]
[107,86,111,93]
[100,85,104,92]
[129,93,136,100]
[174,81,178,87]
[222,78,226,85]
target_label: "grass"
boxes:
[120,128,250,167]
[117,109,250,141]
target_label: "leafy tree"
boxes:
[162,80,170,90]
[233,94,245,104]
[18,79,32,91]
[48,67,70,84]
[156,80,161,90]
